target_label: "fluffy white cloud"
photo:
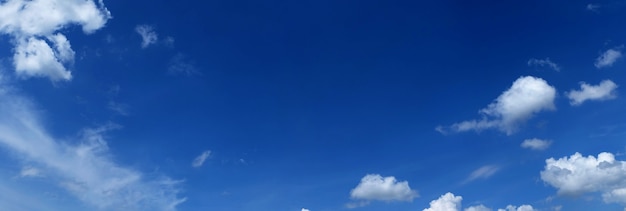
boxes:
[423,193,536,211]
[135,25,158,48]
[520,138,552,150]
[424,192,462,211]
[595,48,623,68]
[349,174,418,203]
[466,165,499,182]
[541,152,626,205]
[301,209,310,211]
[497,205,536,211]
[0,85,185,210]
[567,80,618,106]
[441,76,556,135]
[0,0,110,81]
[465,205,492,211]
[528,58,560,71]
[192,150,211,168]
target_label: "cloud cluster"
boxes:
[440,76,556,135]
[520,138,552,151]
[566,80,618,106]
[0,0,111,81]
[348,174,418,207]
[422,192,536,211]
[541,152,626,205]
[595,47,623,69]
[0,85,185,210]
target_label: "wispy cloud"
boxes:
[595,47,623,69]
[0,0,110,81]
[192,150,212,168]
[438,76,556,135]
[19,166,43,178]
[567,80,618,106]
[135,25,159,48]
[528,58,560,71]
[169,53,199,76]
[521,138,552,151]
[465,165,499,183]
[0,83,185,210]
[587,4,600,12]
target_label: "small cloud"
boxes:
[466,165,499,183]
[465,205,492,211]
[135,25,158,48]
[595,47,623,69]
[440,76,556,135]
[587,4,600,12]
[168,54,199,76]
[302,208,310,211]
[528,58,560,71]
[345,201,370,209]
[567,80,618,106]
[348,174,418,207]
[521,138,552,151]
[192,150,212,168]
[164,36,175,48]
[19,166,43,178]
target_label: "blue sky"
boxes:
[1,0,626,211]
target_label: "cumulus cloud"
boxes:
[0,85,185,210]
[528,58,560,71]
[301,209,310,211]
[0,0,110,81]
[595,47,623,69]
[567,80,618,106]
[541,152,626,205]
[424,192,462,211]
[497,205,536,211]
[135,25,158,48]
[192,150,211,168]
[465,205,492,211]
[521,138,552,151]
[466,165,499,183]
[439,76,556,135]
[349,174,418,206]
[423,193,535,211]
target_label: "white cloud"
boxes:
[192,150,211,168]
[135,25,158,48]
[595,47,623,69]
[301,209,310,211]
[349,174,418,204]
[521,138,552,151]
[528,58,560,71]
[107,101,129,116]
[567,80,618,106]
[466,165,499,182]
[441,76,556,135]
[0,85,185,210]
[19,166,43,177]
[423,193,536,211]
[541,152,626,205]
[424,192,462,211]
[497,205,536,211]
[465,205,492,211]
[0,0,110,81]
